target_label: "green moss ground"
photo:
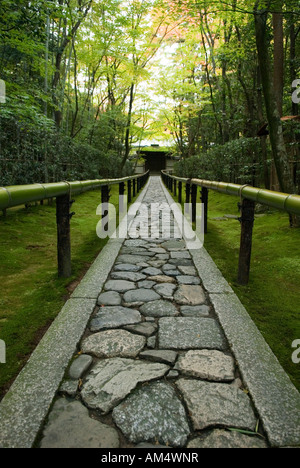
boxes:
[169,186,300,391]
[0,185,137,398]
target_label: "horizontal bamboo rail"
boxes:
[0,173,149,211]
[161,171,300,216]
[161,170,300,285]
[0,171,150,277]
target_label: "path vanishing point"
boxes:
[0,176,299,449]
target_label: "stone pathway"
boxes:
[38,177,271,448]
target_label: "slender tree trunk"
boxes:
[121,83,135,170]
[254,5,295,196]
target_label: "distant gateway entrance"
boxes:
[140,149,167,174]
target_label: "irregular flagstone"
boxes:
[138,280,156,289]
[148,248,167,254]
[123,288,161,304]
[90,306,141,332]
[180,305,210,317]
[139,350,178,365]
[116,255,151,265]
[40,399,119,448]
[170,251,191,259]
[124,322,157,337]
[176,350,235,382]
[187,430,268,449]
[97,291,122,306]
[162,264,178,272]
[178,265,197,276]
[176,275,200,285]
[81,330,146,358]
[112,381,190,448]
[113,263,142,272]
[176,379,257,431]
[161,240,186,250]
[69,354,93,380]
[104,279,136,293]
[159,317,226,350]
[124,239,148,248]
[59,380,78,397]
[141,267,162,276]
[110,271,146,282]
[169,258,194,267]
[81,358,169,414]
[140,300,179,318]
[174,284,206,305]
[154,283,177,299]
[148,275,176,284]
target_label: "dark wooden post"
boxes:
[101,185,110,235]
[133,179,136,198]
[178,181,182,204]
[119,182,125,214]
[201,187,208,234]
[56,193,73,278]
[238,198,255,285]
[128,180,132,203]
[185,182,191,215]
[174,180,177,197]
[191,184,197,224]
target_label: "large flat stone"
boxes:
[104,280,136,293]
[81,330,146,358]
[154,283,177,299]
[81,358,169,414]
[97,291,122,306]
[112,381,190,447]
[116,255,152,265]
[159,317,226,350]
[180,305,210,317]
[176,275,200,285]
[176,350,235,382]
[140,300,178,318]
[110,271,146,282]
[176,379,257,431]
[174,284,206,305]
[123,289,161,304]
[124,322,157,337]
[113,263,142,272]
[90,306,141,332]
[40,399,119,448]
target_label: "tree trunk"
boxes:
[121,83,135,170]
[254,5,295,196]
